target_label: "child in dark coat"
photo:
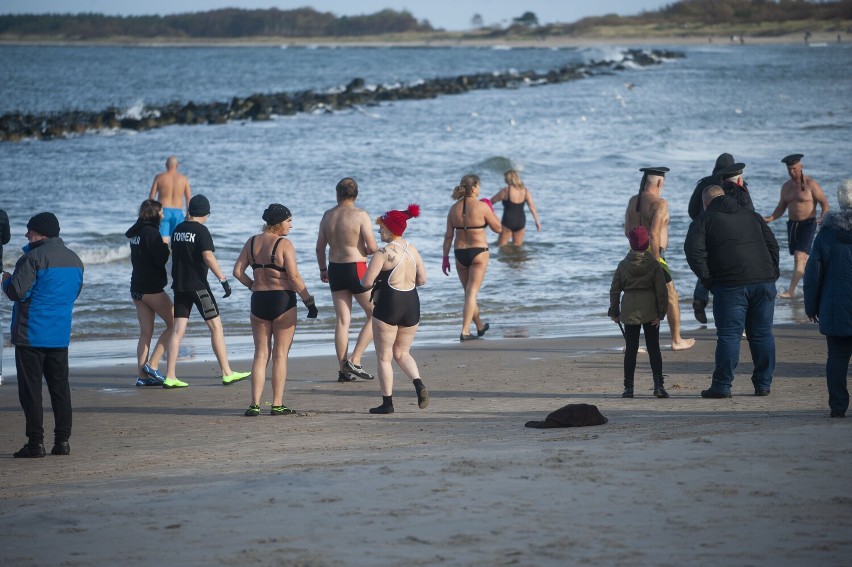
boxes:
[608,226,669,398]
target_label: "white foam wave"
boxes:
[71,243,131,265]
[580,46,626,64]
[117,101,161,120]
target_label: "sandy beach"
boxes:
[1,322,849,566]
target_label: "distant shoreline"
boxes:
[0,30,846,48]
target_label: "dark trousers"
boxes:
[624,322,663,381]
[16,346,72,445]
[826,335,852,414]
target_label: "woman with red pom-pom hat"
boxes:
[361,204,429,414]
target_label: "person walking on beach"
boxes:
[685,186,779,398]
[126,199,173,387]
[687,153,736,324]
[361,204,428,414]
[764,154,829,299]
[233,204,318,416]
[624,167,695,351]
[609,226,669,398]
[489,169,541,246]
[2,212,83,458]
[442,174,502,341]
[803,179,852,418]
[164,194,249,388]
[315,177,378,383]
[0,207,9,386]
[149,156,192,244]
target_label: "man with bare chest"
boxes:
[625,167,695,351]
[149,156,192,244]
[764,154,829,298]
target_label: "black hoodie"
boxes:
[684,195,779,290]
[125,218,170,293]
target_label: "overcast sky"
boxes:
[0,1,674,31]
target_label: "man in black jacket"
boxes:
[684,185,780,398]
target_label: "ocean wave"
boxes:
[472,156,519,174]
[117,101,161,121]
[69,243,131,265]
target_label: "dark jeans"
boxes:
[693,279,710,304]
[16,346,72,445]
[710,282,776,394]
[624,322,662,382]
[826,335,852,414]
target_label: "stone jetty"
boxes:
[0,49,682,143]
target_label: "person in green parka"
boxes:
[608,226,669,398]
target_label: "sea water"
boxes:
[0,42,850,367]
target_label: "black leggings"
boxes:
[623,323,662,381]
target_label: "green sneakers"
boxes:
[244,404,260,417]
[162,377,189,388]
[270,405,296,416]
[222,371,251,385]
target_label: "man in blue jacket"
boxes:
[2,212,84,458]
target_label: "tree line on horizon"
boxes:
[0,0,850,39]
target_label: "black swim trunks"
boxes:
[251,290,296,321]
[786,217,817,255]
[328,261,369,294]
[173,287,219,320]
[454,248,488,268]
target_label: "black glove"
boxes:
[303,294,318,319]
[220,279,232,298]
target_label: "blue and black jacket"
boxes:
[2,237,84,348]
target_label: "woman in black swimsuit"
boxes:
[442,174,502,341]
[233,204,318,416]
[490,169,541,246]
[361,204,429,415]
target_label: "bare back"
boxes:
[317,203,375,263]
[625,193,670,256]
[150,170,191,209]
[446,198,501,249]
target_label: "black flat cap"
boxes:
[639,166,670,176]
[781,153,804,166]
[717,163,746,178]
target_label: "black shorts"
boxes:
[251,290,296,321]
[173,288,219,320]
[328,262,369,294]
[787,218,817,255]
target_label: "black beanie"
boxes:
[262,203,292,225]
[188,194,211,216]
[27,212,60,238]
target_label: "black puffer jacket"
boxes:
[684,195,779,290]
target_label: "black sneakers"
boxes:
[51,441,71,455]
[701,388,732,399]
[13,443,46,458]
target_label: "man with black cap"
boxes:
[764,154,829,299]
[687,153,736,324]
[2,212,83,458]
[0,206,9,385]
[684,185,779,398]
[625,167,695,351]
[164,194,250,388]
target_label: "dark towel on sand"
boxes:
[524,403,608,429]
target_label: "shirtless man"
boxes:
[625,167,696,351]
[763,154,829,299]
[149,156,192,244]
[316,178,379,382]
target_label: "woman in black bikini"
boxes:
[442,174,502,341]
[233,204,318,416]
[361,204,428,415]
[490,169,541,246]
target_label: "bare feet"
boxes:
[777,290,795,299]
[671,338,696,351]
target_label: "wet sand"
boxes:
[0,323,850,566]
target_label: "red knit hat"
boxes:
[628,226,650,251]
[378,204,420,236]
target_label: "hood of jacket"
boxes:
[707,194,739,215]
[125,218,160,238]
[623,250,658,277]
[820,209,852,242]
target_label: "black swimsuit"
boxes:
[501,186,527,232]
[453,197,488,267]
[249,236,296,321]
[373,241,420,328]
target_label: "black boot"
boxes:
[653,375,669,398]
[621,377,634,398]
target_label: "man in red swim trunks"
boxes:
[316,178,379,382]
